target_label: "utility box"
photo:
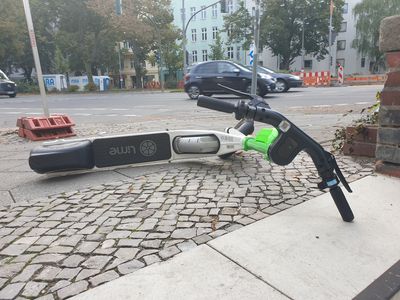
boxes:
[69,76,110,92]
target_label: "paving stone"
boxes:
[21,281,47,298]
[0,244,30,256]
[42,246,73,254]
[36,294,54,300]
[57,281,88,299]
[193,234,212,245]
[35,236,58,246]
[0,282,25,299]
[14,236,39,245]
[117,239,142,247]
[35,266,62,281]
[55,235,83,247]
[0,278,8,289]
[89,270,119,287]
[12,264,42,283]
[49,280,70,292]
[61,255,85,268]
[140,239,162,249]
[114,248,139,260]
[38,221,60,228]
[0,263,25,278]
[56,268,81,280]
[117,260,145,275]
[12,254,35,264]
[159,246,180,259]
[105,231,131,239]
[75,269,101,281]
[171,228,197,239]
[82,256,112,269]
[177,240,197,252]
[31,254,66,264]
[76,241,99,253]
[147,232,170,239]
[101,239,116,249]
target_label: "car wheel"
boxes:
[245,84,265,97]
[187,85,201,100]
[274,79,289,93]
[9,93,17,98]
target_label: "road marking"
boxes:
[72,113,92,116]
[335,103,349,106]
[312,105,331,108]
[289,106,303,109]
[355,102,371,105]
[103,114,118,117]
[123,114,138,117]
[3,112,22,114]
[111,108,129,111]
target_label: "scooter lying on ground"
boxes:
[29,85,354,222]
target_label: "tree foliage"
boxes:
[352,0,400,73]
[223,1,253,49]
[209,33,226,60]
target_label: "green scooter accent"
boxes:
[243,128,279,160]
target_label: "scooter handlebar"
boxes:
[197,96,237,115]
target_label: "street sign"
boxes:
[249,44,254,65]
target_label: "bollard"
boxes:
[375,15,400,177]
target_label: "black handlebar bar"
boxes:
[197,95,354,222]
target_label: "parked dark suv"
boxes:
[184,60,276,99]
[0,70,17,98]
[246,65,302,93]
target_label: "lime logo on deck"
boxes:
[109,145,136,156]
[140,140,157,157]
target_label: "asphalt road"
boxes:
[0,85,382,130]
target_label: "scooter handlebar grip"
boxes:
[329,186,354,222]
[197,96,237,114]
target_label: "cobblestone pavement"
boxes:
[0,151,374,299]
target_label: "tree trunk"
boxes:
[280,56,291,71]
[85,62,94,84]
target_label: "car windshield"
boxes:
[234,62,252,73]
[258,66,276,74]
[0,70,9,80]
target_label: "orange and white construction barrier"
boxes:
[338,65,344,85]
[299,71,331,86]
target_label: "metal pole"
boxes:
[328,4,333,74]
[22,0,49,117]
[182,0,186,76]
[251,0,260,95]
[157,30,165,92]
[118,42,122,89]
[301,21,305,70]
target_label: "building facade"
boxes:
[171,0,373,75]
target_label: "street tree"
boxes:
[209,33,226,60]
[223,1,253,50]
[352,0,400,73]
[260,0,344,70]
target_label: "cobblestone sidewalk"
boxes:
[0,153,373,299]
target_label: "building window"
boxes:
[227,0,234,13]
[201,6,206,19]
[340,22,347,32]
[227,46,234,59]
[227,26,232,37]
[191,29,197,42]
[236,46,241,60]
[212,4,218,18]
[192,50,198,63]
[304,60,312,69]
[337,59,345,68]
[201,28,207,41]
[343,3,348,14]
[212,27,218,39]
[361,58,366,68]
[190,7,196,20]
[202,50,208,61]
[337,40,346,50]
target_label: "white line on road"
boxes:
[335,103,349,106]
[71,113,92,116]
[123,114,138,117]
[355,102,371,105]
[312,105,332,108]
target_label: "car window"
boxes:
[0,70,9,80]
[195,63,217,74]
[218,62,237,73]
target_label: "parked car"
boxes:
[246,65,302,93]
[0,70,17,98]
[184,60,276,100]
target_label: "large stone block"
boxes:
[380,15,400,52]
[378,106,400,126]
[380,88,400,106]
[378,127,400,145]
[384,72,400,88]
[376,144,400,164]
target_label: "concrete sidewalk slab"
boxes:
[209,174,400,299]
[71,244,289,300]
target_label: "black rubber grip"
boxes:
[197,96,236,114]
[329,186,354,222]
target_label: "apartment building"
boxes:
[171,0,371,75]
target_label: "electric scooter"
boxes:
[29,86,354,222]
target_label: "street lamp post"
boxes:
[301,21,305,70]
[251,0,260,95]
[182,0,186,76]
[118,42,123,89]
[22,0,49,117]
